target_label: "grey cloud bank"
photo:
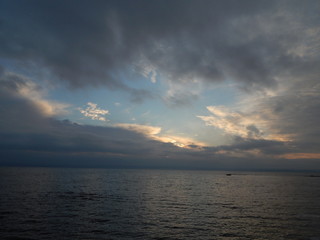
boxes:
[1,0,318,90]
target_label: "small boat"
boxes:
[226,173,232,176]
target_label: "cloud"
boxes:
[1,0,319,104]
[1,1,320,170]
[79,102,109,121]
[207,137,288,156]
[280,153,320,160]
[252,86,320,153]
[198,63,320,154]
[0,77,319,170]
[115,123,161,136]
[155,135,206,148]
[0,69,69,118]
[135,57,157,83]
[115,123,205,148]
[163,79,202,107]
[0,78,171,166]
[198,106,265,139]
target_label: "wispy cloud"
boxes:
[115,123,161,136]
[280,153,320,160]
[115,123,205,148]
[79,102,109,121]
[0,71,69,117]
[198,106,264,139]
[135,56,158,83]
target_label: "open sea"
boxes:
[0,167,320,240]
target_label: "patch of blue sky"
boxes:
[49,86,130,124]
[4,57,237,145]
[0,58,53,86]
[47,70,163,125]
[199,80,240,109]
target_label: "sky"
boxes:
[1,0,320,171]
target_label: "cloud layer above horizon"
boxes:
[1,0,320,170]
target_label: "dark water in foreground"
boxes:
[0,168,320,240]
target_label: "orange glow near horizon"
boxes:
[281,153,320,159]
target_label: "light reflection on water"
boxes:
[0,167,320,239]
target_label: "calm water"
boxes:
[0,167,320,240]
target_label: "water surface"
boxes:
[1,167,320,239]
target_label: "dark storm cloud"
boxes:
[1,0,318,96]
[256,87,320,153]
[202,137,287,155]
